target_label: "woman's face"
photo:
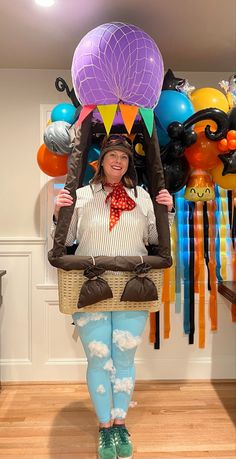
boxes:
[102,149,129,183]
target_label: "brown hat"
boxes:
[100,134,133,157]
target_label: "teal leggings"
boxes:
[72,310,148,423]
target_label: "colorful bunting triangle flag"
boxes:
[139,108,154,137]
[119,104,138,134]
[97,104,118,135]
[76,105,96,128]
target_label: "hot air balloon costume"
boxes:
[48,23,173,313]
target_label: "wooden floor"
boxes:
[0,381,235,459]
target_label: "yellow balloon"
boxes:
[210,163,236,190]
[135,142,145,156]
[190,87,230,112]
[191,87,230,131]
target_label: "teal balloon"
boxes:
[83,145,101,185]
[154,90,195,132]
[51,103,77,124]
[155,119,170,146]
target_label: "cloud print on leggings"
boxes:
[88,340,109,358]
[113,377,134,395]
[113,329,141,351]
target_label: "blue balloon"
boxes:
[83,145,101,185]
[154,90,195,132]
[155,118,170,146]
[51,103,77,124]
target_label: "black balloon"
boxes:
[228,107,236,130]
[184,108,229,140]
[162,157,190,194]
[162,69,185,91]
[183,129,197,147]
[133,154,149,189]
[167,122,184,139]
[219,150,236,175]
[161,121,197,161]
[55,77,80,108]
[161,108,228,164]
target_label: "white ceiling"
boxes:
[0,0,235,72]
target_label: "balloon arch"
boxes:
[35,23,236,348]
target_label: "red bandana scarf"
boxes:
[105,183,136,231]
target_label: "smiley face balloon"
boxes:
[184,170,215,202]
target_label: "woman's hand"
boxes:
[155,189,173,212]
[54,189,73,219]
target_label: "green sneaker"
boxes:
[98,427,116,459]
[112,424,133,459]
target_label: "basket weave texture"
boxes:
[57,268,163,314]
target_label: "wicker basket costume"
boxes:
[48,115,172,314]
[58,268,163,314]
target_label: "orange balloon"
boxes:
[228,139,236,150]
[37,144,68,177]
[227,130,236,141]
[210,163,236,190]
[218,138,228,152]
[184,131,221,170]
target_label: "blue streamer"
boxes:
[175,190,185,313]
[215,185,223,282]
[183,198,190,335]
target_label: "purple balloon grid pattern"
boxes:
[71,23,164,109]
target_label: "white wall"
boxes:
[0,69,72,237]
[0,69,235,382]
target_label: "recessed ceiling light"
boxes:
[35,0,55,7]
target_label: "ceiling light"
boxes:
[35,0,55,7]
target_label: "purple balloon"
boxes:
[71,22,164,109]
[92,109,141,125]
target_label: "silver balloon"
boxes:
[43,121,73,155]
[219,74,236,108]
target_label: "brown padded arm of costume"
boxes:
[49,113,93,258]
[142,120,172,261]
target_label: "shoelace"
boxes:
[113,425,130,444]
[99,428,113,448]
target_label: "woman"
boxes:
[53,134,173,459]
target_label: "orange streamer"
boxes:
[196,202,205,348]
[149,312,156,343]
[208,200,218,331]
[162,268,171,339]
[194,204,200,294]
[231,191,236,321]
[231,304,236,322]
